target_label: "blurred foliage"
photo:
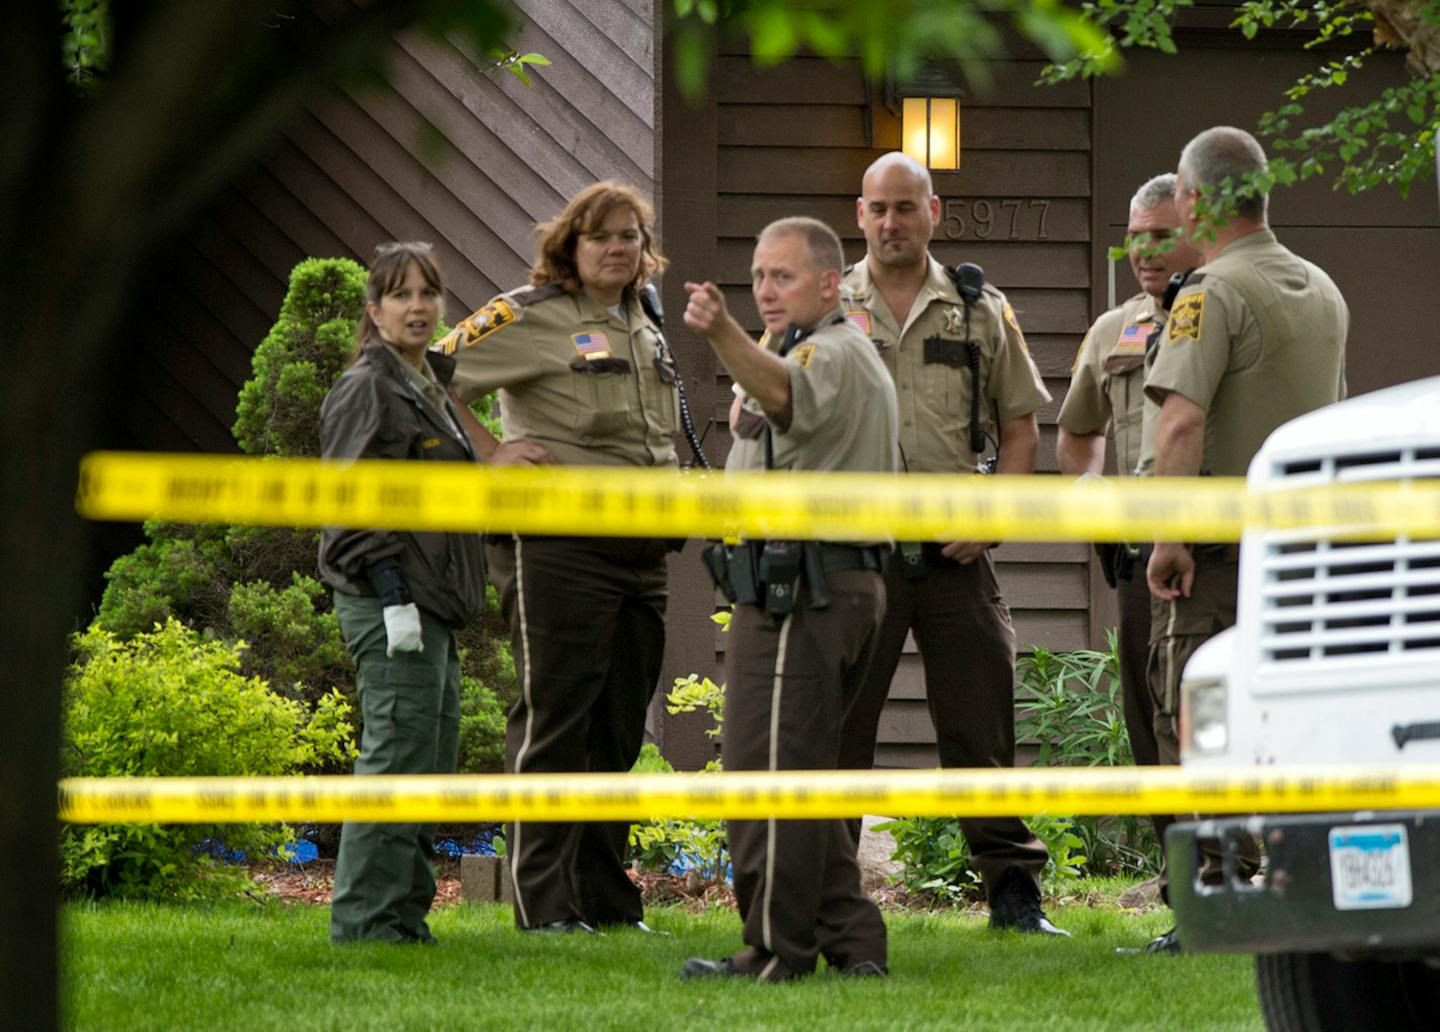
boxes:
[61,620,355,899]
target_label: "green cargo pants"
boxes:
[330,591,461,944]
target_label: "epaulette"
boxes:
[508,282,568,308]
[981,282,1005,301]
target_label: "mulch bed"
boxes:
[245,861,1115,917]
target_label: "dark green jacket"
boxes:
[318,338,486,629]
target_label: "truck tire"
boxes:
[1255,952,1440,1031]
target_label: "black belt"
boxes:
[815,543,887,574]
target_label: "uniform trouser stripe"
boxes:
[760,612,794,955]
[1161,598,1180,739]
[509,534,534,928]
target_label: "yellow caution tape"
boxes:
[57,766,1440,824]
[75,452,1440,542]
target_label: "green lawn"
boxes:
[64,889,1263,1031]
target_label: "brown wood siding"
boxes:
[692,44,1096,768]
[117,0,656,455]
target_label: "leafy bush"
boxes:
[1016,634,1161,877]
[627,744,729,881]
[226,573,351,707]
[457,674,509,775]
[625,621,732,882]
[60,620,356,900]
[875,811,1087,903]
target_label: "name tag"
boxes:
[923,337,973,368]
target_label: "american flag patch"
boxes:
[571,330,612,360]
[1114,321,1149,353]
[845,310,871,335]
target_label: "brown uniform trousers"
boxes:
[1147,546,1259,901]
[725,569,889,980]
[838,549,1048,893]
[1117,572,1159,767]
[487,534,668,928]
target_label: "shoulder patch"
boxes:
[1002,303,1029,352]
[510,282,567,307]
[1070,331,1091,373]
[1167,292,1205,343]
[451,298,517,352]
[791,342,817,368]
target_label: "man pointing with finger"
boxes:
[677,216,898,982]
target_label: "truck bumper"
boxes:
[1168,811,1440,956]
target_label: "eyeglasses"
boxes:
[372,241,435,259]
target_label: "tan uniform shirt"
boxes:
[1145,229,1348,476]
[841,257,1050,473]
[1058,292,1161,476]
[725,310,899,476]
[437,284,679,467]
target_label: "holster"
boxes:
[1094,541,1150,589]
[701,540,882,618]
[702,541,761,605]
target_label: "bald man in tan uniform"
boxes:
[1139,126,1348,954]
[679,217,898,982]
[836,153,1064,936]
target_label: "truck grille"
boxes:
[1260,448,1440,663]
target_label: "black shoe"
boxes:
[987,871,1071,937]
[836,960,888,977]
[526,919,599,935]
[625,920,672,936]
[1115,927,1182,955]
[678,956,739,980]
[1144,928,1181,954]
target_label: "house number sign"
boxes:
[941,199,1050,240]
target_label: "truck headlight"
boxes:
[1183,678,1228,755]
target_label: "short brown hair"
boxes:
[352,241,444,363]
[758,216,845,276]
[531,181,666,296]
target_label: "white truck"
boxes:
[1167,374,1440,1031]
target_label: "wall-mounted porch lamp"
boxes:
[894,65,963,171]
[901,94,961,171]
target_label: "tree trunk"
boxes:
[0,3,500,1026]
[1367,0,1440,78]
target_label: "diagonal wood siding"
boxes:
[120,0,656,454]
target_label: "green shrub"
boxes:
[875,811,1086,903]
[626,745,729,881]
[233,257,366,457]
[226,574,351,707]
[1015,634,1161,876]
[60,620,356,900]
[457,674,509,774]
[94,521,234,637]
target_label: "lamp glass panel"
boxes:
[927,97,959,170]
[902,97,929,166]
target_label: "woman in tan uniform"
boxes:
[436,182,678,933]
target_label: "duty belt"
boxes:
[702,541,886,617]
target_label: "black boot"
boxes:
[987,870,1070,937]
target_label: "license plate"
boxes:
[1328,824,1413,910]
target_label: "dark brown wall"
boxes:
[118,0,657,454]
